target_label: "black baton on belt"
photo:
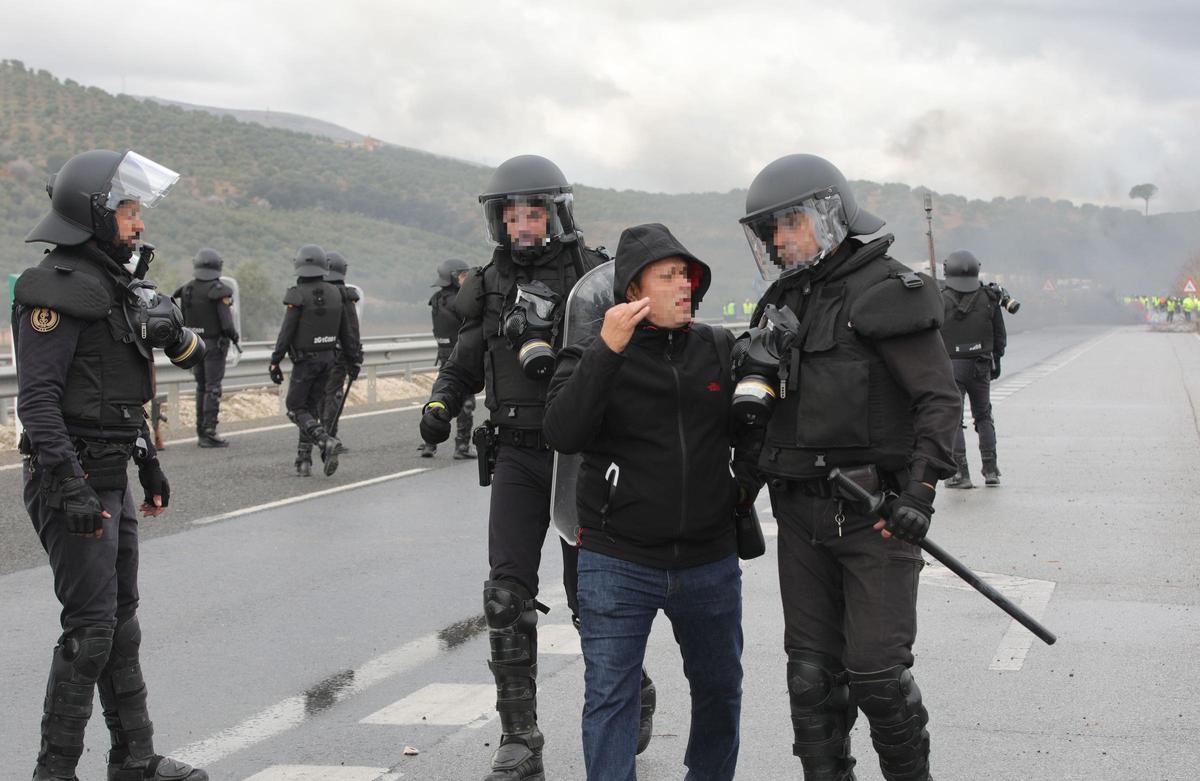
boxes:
[828,468,1057,646]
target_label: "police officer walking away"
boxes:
[940,250,1007,488]
[418,155,655,780]
[173,248,238,448]
[269,244,362,477]
[15,149,207,780]
[422,257,475,459]
[732,154,960,781]
[305,250,362,458]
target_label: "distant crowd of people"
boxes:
[1125,294,1197,323]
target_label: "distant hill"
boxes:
[2,60,1198,336]
[135,96,369,144]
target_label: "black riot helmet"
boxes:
[26,149,180,246]
[193,248,223,281]
[293,244,328,278]
[325,251,348,282]
[479,155,572,254]
[943,250,982,293]
[740,154,885,281]
[434,258,470,288]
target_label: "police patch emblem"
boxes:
[30,307,59,333]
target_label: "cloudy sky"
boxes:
[4,0,1198,210]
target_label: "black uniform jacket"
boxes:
[544,223,739,570]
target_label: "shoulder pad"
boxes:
[283,286,304,306]
[207,281,233,300]
[342,286,361,303]
[849,270,943,340]
[984,283,1003,302]
[14,266,110,321]
[455,264,488,320]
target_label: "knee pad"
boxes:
[286,410,300,424]
[787,649,855,758]
[849,666,929,774]
[58,625,115,683]
[483,580,538,632]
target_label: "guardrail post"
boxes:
[278,373,288,415]
[167,383,180,432]
[0,397,10,428]
[405,362,412,381]
[367,366,378,404]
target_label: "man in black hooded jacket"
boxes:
[545,223,750,781]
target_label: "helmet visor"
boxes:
[482,194,565,249]
[741,193,848,281]
[104,151,180,210]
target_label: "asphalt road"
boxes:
[3,324,1196,780]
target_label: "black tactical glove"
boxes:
[137,458,171,509]
[347,363,362,382]
[420,401,453,444]
[991,356,1002,380]
[886,481,935,543]
[269,364,284,385]
[54,473,105,535]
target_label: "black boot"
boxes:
[98,618,207,781]
[980,450,1001,486]
[295,442,313,477]
[34,626,114,781]
[636,668,656,755]
[787,650,859,780]
[302,421,341,476]
[418,442,437,458]
[943,453,973,490]
[196,427,227,449]
[849,666,931,781]
[482,580,546,781]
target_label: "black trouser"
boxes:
[772,482,931,780]
[488,443,579,618]
[287,353,336,451]
[193,337,228,431]
[24,462,140,629]
[951,357,996,456]
[320,360,349,438]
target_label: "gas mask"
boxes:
[731,304,802,426]
[124,280,205,369]
[502,281,562,379]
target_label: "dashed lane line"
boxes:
[190,468,428,526]
[360,683,495,727]
[242,766,389,781]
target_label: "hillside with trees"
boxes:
[2,60,1198,336]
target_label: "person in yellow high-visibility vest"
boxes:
[1182,295,1196,322]
[741,298,755,318]
[723,300,737,321]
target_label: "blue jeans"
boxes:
[577,549,743,781]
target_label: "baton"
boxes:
[828,468,1057,646]
[328,369,357,439]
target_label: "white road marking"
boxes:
[919,562,1056,671]
[361,683,495,726]
[538,623,583,655]
[191,469,428,526]
[242,766,388,781]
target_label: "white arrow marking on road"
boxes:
[361,683,495,726]
[191,468,428,526]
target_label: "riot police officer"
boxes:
[298,250,362,462]
[940,250,1008,488]
[269,244,362,477]
[15,149,208,781]
[732,154,960,781]
[173,248,239,448]
[421,257,476,459]
[419,155,655,780]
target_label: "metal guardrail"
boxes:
[0,322,751,423]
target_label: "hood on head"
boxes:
[613,223,711,308]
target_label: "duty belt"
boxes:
[496,427,551,451]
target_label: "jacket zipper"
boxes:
[667,332,687,561]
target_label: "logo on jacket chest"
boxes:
[707,381,721,392]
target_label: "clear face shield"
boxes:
[104,151,180,211]
[482,194,565,250]
[741,191,849,281]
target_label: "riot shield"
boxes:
[219,275,242,367]
[551,260,615,545]
[347,283,365,332]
